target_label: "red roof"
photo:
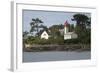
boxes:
[64,20,69,27]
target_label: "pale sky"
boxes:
[23,10,91,32]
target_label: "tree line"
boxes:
[23,13,91,45]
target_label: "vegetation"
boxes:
[72,14,91,44]
[23,13,91,52]
[72,14,90,29]
[30,18,43,36]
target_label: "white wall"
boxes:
[0,0,100,73]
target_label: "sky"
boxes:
[23,10,91,32]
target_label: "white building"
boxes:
[64,21,78,40]
[41,31,49,39]
[64,32,78,40]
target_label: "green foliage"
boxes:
[30,18,43,36]
[23,35,64,45]
[23,31,29,39]
[72,14,90,29]
[48,24,64,38]
[69,24,74,32]
[74,26,91,44]
[24,36,35,45]
[48,36,64,45]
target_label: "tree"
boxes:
[49,24,62,38]
[74,25,91,44]
[23,31,29,39]
[36,25,48,36]
[86,17,91,28]
[69,24,74,32]
[30,18,43,36]
[72,14,89,29]
[72,14,91,44]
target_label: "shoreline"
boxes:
[23,44,90,52]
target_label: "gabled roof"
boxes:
[41,30,49,36]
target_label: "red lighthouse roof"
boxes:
[64,20,69,27]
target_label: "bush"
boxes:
[64,39,79,44]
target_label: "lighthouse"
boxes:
[64,20,78,40]
[64,20,69,34]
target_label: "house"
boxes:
[64,32,78,40]
[64,20,78,40]
[41,31,49,39]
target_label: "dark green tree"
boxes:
[86,17,91,28]
[30,18,43,36]
[72,14,91,44]
[72,14,89,29]
[35,24,49,36]
[69,24,74,32]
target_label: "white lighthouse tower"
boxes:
[64,20,78,40]
[64,20,69,34]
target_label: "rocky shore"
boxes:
[23,44,90,52]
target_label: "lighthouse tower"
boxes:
[64,20,69,34]
[64,20,78,40]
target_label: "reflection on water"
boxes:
[23,51,91,62]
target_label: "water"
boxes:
[23,51,91,62]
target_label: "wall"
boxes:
[0,0,100,73]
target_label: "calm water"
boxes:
[23,51,91,62]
